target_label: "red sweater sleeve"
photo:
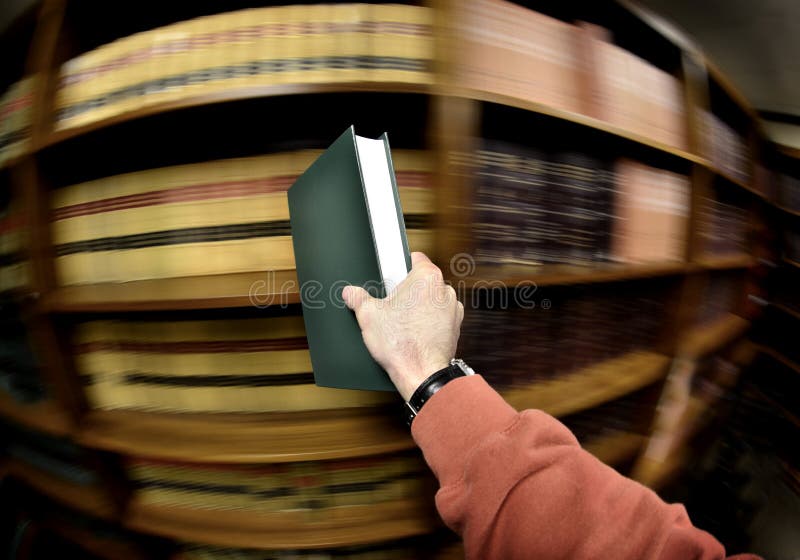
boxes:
[411,375,760,560]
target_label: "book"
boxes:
[452,0,583,115]
[580,24,688,151]
[611,159,689,263]
[288,127,410,392]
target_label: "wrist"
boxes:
[389,359,450,401]
[403,359,475,427]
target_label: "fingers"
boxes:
[342,285,373,311]
[411,252,432,267]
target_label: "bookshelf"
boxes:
[0,0,775,555]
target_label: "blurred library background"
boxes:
[0,0,799,558]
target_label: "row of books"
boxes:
[453,145,616,266]
[697,196,750,256]
[75,282,666,414]
[0,76,34,168]
[52,149,434,286]
[452,142,689,267]
[0,421,444,557]
[53,0,690,154]
[56,4,434,130]
[697,109,752,184]
[0,197,30,293]
[129,452,427,515]
[458,284,666,388]
[74,312,393,413]
[453,0,688,150]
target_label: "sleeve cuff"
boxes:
[410,374,519,482]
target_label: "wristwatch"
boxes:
[404,358,475,427]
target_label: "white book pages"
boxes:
[355,135,408,294]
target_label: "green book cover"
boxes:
[288,126,411,391]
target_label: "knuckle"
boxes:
[427,265,444,282]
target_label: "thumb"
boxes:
[342,285,373,311]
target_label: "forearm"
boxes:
[411,375,736,560]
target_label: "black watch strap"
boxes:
[404,359,474,427]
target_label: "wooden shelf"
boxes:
[461,262,689,289]
[676,314,750,360]
[693,254,755,271]
[125,498,435,550]
[5,459,117,520]
[37,82,432,150]
[0,392,73,436]
[41,270,300,312]
[78,407,413,464]
[584,431,645,467]
[502,351,670,417]
[441,85,704,165]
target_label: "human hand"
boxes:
[342,252,464,401]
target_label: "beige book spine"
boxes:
[369,4,433,84]
[79,348,312,377]
[53,192,288,245]
[56,236,295,285]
